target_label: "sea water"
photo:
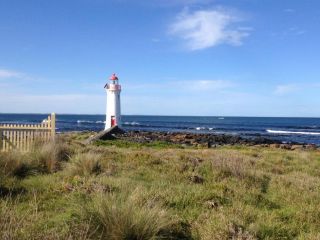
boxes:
[1,114,320,145]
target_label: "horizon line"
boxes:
[0,112,320,119]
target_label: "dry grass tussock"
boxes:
[0,195,92,240]
[0,151,28,178]
[0,197,36,239]
[31,136,72,172]
[210,151,255,179]
[66,152,104,177]
[84,192,191,240]
[0,137,71,178]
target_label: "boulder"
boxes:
[291,145,304,150]
[306,144,317,150]
[270,144,280,149]
[280,144,292,150]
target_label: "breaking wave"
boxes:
[77,120,106,124]
[267,129,320,135]
[77,120,95,124]
[123,121,140,126]
[96,121,105,124]
[196,127,215,131]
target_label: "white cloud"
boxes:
[0,69,22,79]
[274,84,299,95]
[169,8,251,50]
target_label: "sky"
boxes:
[0,0,320,117]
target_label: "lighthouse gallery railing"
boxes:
[0,113,56,152]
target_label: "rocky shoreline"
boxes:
[114,130,318,150]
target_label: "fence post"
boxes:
[0,113,55,152]
[51,113,56,139]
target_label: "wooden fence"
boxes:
[0,113,56,152]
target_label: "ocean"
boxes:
[1,114,320,145]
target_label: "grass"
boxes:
[95,139,183,149]
[1,132,320,239]
[66,152,104,177]
[83,193,190,240]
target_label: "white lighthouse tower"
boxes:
[104,73,121,130]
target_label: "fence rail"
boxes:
[0,113,56,152]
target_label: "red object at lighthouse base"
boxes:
[111,116,116,127]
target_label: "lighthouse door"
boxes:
[111,116,116,127]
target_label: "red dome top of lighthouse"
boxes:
[109,73,119,81]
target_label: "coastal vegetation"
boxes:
[1,132,320,239]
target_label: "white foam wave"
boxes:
[267,129,320,135]
[96,121,106,124]
[124,121,140,126]
[195,127,215,131]
[77,120,94,124]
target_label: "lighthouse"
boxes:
[104,73,121,130]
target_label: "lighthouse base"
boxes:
[84,126,125,144]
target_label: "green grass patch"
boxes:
[95,139,183,149]
[1,134,320,239]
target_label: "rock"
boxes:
[253,137,282,145]
[306,144,317,150]
[280,144,292,150]
[189,174,204,184]
[185,134,193,139]
[100,129,300,148]
[291,145,303,150]
[205,200,219,209]
[270,144,280,149]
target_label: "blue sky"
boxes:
[0,0,319,116]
